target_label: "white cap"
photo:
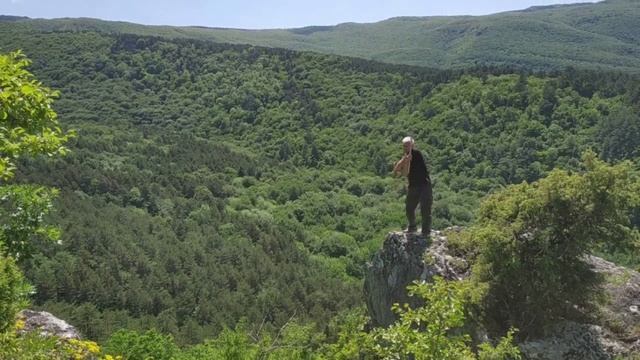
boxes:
[402,136,414,144]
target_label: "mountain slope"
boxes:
[2,0,639,71]
[1,20,639,344]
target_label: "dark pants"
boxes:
[406,183,432,235]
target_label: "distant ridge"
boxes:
[1,0,639,71]
[0,15,29,21]
[516,2,595,12]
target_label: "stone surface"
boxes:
[18,309,82,339]
[586,255,640,340]
[363,228,468,327]
[490,254,640,359]
[364,228,640,358]
[520,321,626,360]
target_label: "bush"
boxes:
[104,329,178,360]
[457,151,640,336]
[0,321,107,360]
[0,257,31,332]
[367,278,520,360]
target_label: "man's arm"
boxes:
[393,154,411,176]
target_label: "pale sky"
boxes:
[1,0,601,29]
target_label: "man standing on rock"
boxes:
[393,136,432,237]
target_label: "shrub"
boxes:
[0,257,31,332]
[457,151,640,336]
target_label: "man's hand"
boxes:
[393,153,411,176]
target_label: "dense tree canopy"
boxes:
[0,28,637,348]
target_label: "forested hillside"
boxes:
[0,26,639,347]
[2,0,640,71]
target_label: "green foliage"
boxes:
[0,51,73,180]
[0,51,67,260]
[453,151,640,336]
[0,50,75,357]
[370,278,475,359]
[103,280,520,360]
[598,106,640,162]
[0,185,60,259]
[0,257,31,332]
[104,328,178,360]
[0,327,106,360]
[0,29,638,344]
[308,279,519,360]
[368,278,520,360]
[176,327,259,360]
[318,308,375,360]
[110,320,324,360]
[477,331,521,360]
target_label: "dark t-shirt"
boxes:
[408,149,430,187]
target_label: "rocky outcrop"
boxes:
[18,310,82,339]
[520,256,640,360]
[363,228,468,327]
[586,255,640,343]
[364,228,640,358]
[520,321,633,360]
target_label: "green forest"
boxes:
[0,20,639,359]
